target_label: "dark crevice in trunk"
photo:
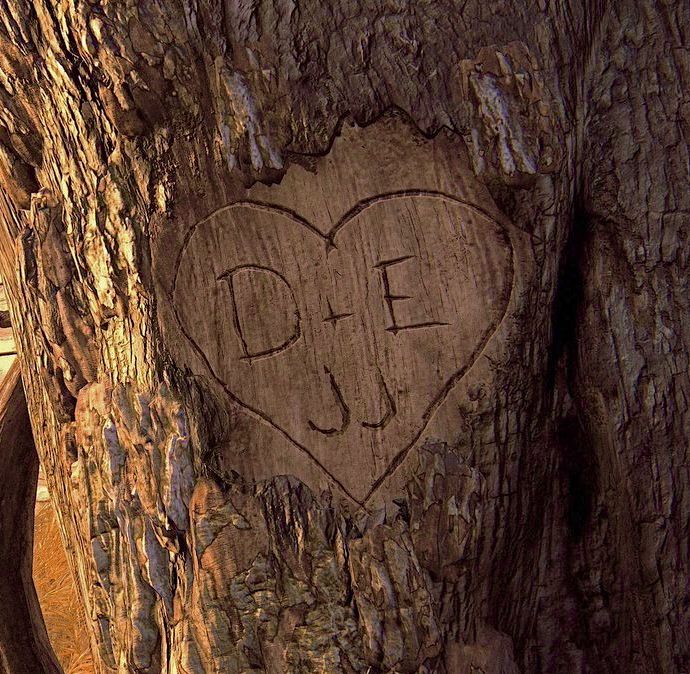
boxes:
[549,201,599,540]
[547,200,588,394]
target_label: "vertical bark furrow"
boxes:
[577,1,690,671]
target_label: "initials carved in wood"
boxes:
[172,191,513,503]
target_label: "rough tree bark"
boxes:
[0,1,688,673]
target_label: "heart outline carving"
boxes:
[170,190,514,505]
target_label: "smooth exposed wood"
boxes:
[163,123,522,505]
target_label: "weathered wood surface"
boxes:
[0,360,60,673]
[0,1,687,673]
[160,123,526,505]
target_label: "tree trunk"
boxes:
[0,1,688,672]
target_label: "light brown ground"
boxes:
[33,501,94,674]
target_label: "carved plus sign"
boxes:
[323,299,353,326]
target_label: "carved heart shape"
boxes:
[172,192,513,503]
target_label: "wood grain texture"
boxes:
[164,124,521,506]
